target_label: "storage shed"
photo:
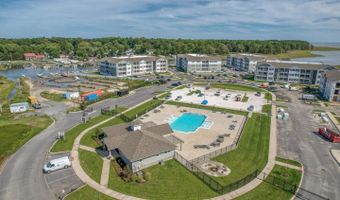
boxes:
[10,102,29,113]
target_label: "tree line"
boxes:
[0,37,312,60]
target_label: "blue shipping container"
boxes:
[86,93,98,102]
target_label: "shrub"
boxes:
[136,175,144,183]
[144,172,151,181]
[131,174,138,182]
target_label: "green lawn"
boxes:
[65,185,116,200]
[262,104,272,114]
[40,91,65,102]
[275,157,302,167]
[11,77,30,103]
[210,83,265,92]
[166,101,248,116]
[265,93,272,101]
[0,115,52,165]
[124,99,163,119]
[78,149,103,183]
[235,165,302,200]
[213,113,271,185]
[0,76,15,104]
[51,115,110,152]
[108,160,218,200]
[80,117,125,148]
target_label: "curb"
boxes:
[0,115,55,176]
[290,163,304,200]
[330,149,340,166]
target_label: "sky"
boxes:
[1,0,340,42]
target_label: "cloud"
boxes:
[0,0,339,42]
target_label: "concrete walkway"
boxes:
[275,161,302,171]
[70,91,280,200]
[100,158,111,187]
[79,145,96,153]
[70,97,160,200]
[211,93,277,200]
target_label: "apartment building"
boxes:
[99,55,167,77]
[176,54,221,73]
[319,70,340,102]
[227,54,266,73]
[255,60,335,85]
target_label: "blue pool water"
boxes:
[170,113,207,133]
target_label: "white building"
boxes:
[99,55,168,77]
[102,120,176,172]
[176,54,221,73]
[10,102,29,113]
[227,54,266,73]
[319,70,340,102]
[255,60,335,85]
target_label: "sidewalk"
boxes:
[275,161,302,171]
[71,91,279,200]
[211,93,277,200]
[70,96,161,200]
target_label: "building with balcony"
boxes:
[99,55,167,77]
[255,60,335,85]
[227,54,266,73]
[176,54,221,73]
[319,70,340,102]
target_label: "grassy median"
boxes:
[51,115,111,152]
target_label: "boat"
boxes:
[37,73,44,78]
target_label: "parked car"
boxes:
[175,96,182,101]
[255,92,261,96]
[43,156,71,173]
[165,94,172,100]
[248,105,254,111]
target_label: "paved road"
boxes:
[0,83,171,200]
[275,89,340,200]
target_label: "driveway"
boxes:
[275,89,340,200]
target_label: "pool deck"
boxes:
[140,104,246,161]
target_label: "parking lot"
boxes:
[44,153,84,199]
[169,86,267,112]
[275,88,340,200]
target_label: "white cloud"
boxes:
[0,0,339,42]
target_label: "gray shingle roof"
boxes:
[177,54,221,62]
[257,60,331,70]
[100,55,165,64]
[323,70,340,81]
[102,122,176,162]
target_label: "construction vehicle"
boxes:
[28,96,42,109]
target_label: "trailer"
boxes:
[80,89,103,101]
[318,127,340,143]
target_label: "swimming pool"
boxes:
[170,113,207,133]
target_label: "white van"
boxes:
[43,156,71,173]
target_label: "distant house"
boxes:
[10,102,29,113]
[102,120,176,172]
[24,53,45,60]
